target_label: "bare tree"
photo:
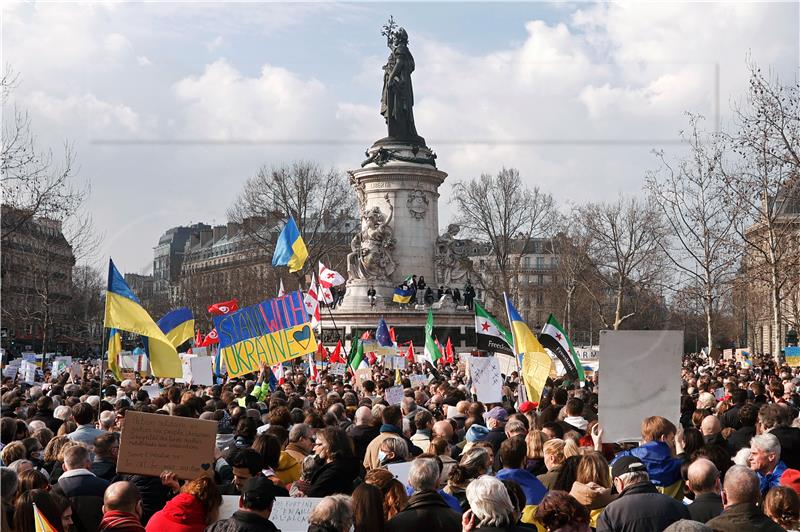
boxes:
[70,265,105,348]
[576,196,667,330]
[721,63,800,356]
[549,221,593,336]
[227,160,356,284]
[646,114,739,350]
[451,168,556,309]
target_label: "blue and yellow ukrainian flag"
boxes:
[392,287,412,304]
[504,293,552,403]
[107,328,123,381]
[103,259,182,378]
[272,216,308,273]
[157,307,195,348]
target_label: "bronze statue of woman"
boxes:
[380,27,420,142]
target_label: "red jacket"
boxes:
[145,494,207,532]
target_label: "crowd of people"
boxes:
[0,351,799,532]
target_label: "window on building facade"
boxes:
[537,274,543,285]
[536,257,544,269]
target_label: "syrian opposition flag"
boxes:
[475,301,514,355]
[424,309,442,364]
[208,299,238,316]
[538,314,585,382]
[318,262,344,304]
[304,275,321,330]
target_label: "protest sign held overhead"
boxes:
[468,356,503,404]
[214,291,318,378]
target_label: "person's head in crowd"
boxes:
[552,455,582,492]
[364,468,409,520]
[758,403,788,433]
[288,423,315,454]
[504,419,527,439]
[8,459,33,475]
[252,433,281,471]
[682,428,704,457]
[663,520,713,532]
[611,456,650,493]
[31,428,53,452]
[641,416,677,448]
[101,480,143,528]
[1,441,26,465]
[180,475,223,525]
[739,403,759,428]
[526,430,549,461]
[71,403,94,426]
[449,446,491,487]
[414,410,433,433]
[314,427,355,464]
[543,439,566,472]
[381,405,403,429]
[351,482,384,532]
[93,432,120,462]
[408,456,439,492]
[687,458,720,496]
[721,465,760,507]
[465,475,518,528]
[501,478,527,519]
[576,451,611,489]
[499,435,526,470]
[63,444,91,472]
[53,406,71,422]
[534,490,591,532]
[764,485,800,530]
[426,437,448,457]
[563,438,581,458]
[269,406,292,429]
[353,406,373,427]
[15,468,49,497]
[1,418,17,446]
[542,422,564,440]
[27,420,46,434]
[98,410,115,431]
[238,477,276,519]
[1,467,17,504]
[691,445,732,480]
[229,448,264,493]
[697,392,717,411]
[308,494,353,532]
[57,421,77,437]
[13,489,63,532]
[701,415,721,437]
[378,436,408,465]
[749,433,781,475]
[486,407,507,430]
[432,420,454,443]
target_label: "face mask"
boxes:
[378,450,387,464]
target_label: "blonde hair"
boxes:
[563,439,581,458]
[576,452,611,489]
[526,430,548,460]
[641,416,676,442]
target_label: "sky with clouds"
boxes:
[3,1,798,275]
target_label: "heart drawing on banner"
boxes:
[293,325,311,350]
[200,463,211,471]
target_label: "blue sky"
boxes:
[4,2,798,273]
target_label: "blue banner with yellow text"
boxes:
[213,291,317,377]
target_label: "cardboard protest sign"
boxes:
[117,411,217,480]
[270,497,324,532]
[386,462,413,486]
[598,330,682,442]
[353,368,371,391]
[384,385,404,405]
[468,356,502,404]
[68,362,82,381]
[786,346,800,367]
[214,291,318,378]
[329,362,347,376]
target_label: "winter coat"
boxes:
[274,451,300,485]
[99,510,146,532]
[306,456,360,497]
[595,481,690,532]
[348,423,380,463]
[687,492,723,523]
[612,441,683,488]
[495,468,547,505]
[206,510,280,532]
[145,493,207,532]
[116,474,172,525]
[91,459,118,482]
[706,502,786,532]
[386,490,462,532]
[54,469,109,532]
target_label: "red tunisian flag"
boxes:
[445,337,455,364]
[208,299,238,315]
[329,340,345,363]
[200,328,219,346]
[406,341,416,363]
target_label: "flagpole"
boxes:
[325,305,342,341]
[503,293,528,404]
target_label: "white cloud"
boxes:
[205,35,225,52]
[24,91,152,137]
[136,56,152,66]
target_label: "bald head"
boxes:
[701,415,721,436]
[103,481,142,515]
[433,420,454,441]
[723,465,760,507]
[354,406,373,425]
[687,458,720,494]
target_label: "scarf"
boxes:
[99,510,145,532]
[759,461,787,494]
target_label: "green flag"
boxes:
[474,301,514,355]
[424,309,442,364]
[349,339,365,371]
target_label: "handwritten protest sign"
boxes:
[214,291,318,378]
[468,356,502,403]
[786,346,800,368]
[384,385,404,405]
[21,360,37,384]
[353,368,371,391]
[3,366,18,380]
[329,363,347,376]
[384,355,406,370]
[386,462,413,486]
[409,374,428,389]
[51,359,69,377]
[270,497,324,531]
[117,411,217,480]
[189,356,214,386]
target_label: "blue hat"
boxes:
[466,424,490,443]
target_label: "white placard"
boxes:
[329,363,347,376]
[21,360,37,384]
[3,366,18,380]
[269,497,324,532]
[216,495,240,522]
[384,385,404,405]
[469,356,502,404]
[598,330,682,442]
[141,385,162,400]
[386,461,413,486]
[51,359,69,377]
[189,356,214,386]
[385,356,407,370]
[409,374,428,388]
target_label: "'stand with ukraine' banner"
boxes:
[213,291,318,378]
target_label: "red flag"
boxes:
[195,330,203,346]
[445,337,454,364]
[366,351,377,365]
[389,327,397,343]
[330,340,345,363]
[200,328,219,346]
[208,298,238,315]
[406,341,415,363]
[360,330,371,340]
[316,342,327,360]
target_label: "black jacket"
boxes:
[306,457,360,497]
[771,425,800,469]
[347,424,379,462]
[485,427,507,454]
[91,459,117,482]
[595,481,690,532]
[207,510,280,532]
[386,490,462,532]
[54,471,109,532]
[720,404,743,430]
[30,409,63,433]
[688,492,723,523]
[706,502,786,532]
[727,425,756,454]
[116,474,172,525]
